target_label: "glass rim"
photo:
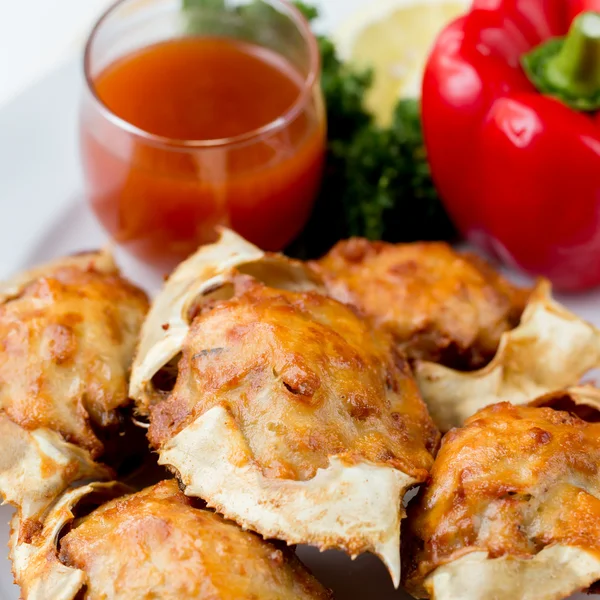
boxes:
[83,0,321,149]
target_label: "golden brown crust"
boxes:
[0,259,148,457]
[148,277,438,481]
[314,239,529,369]
[57,480,332,600]
[402,402,600,597]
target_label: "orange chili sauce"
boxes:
[82,37,325,269]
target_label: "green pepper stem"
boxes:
[545,11,600,98]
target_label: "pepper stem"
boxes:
[546,11,600,98]
[521,11,600,111]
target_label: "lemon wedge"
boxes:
[334,0,468,125]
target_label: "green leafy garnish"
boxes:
[339,99,454,242]
[287,3,455,258]
[292,1,319,22]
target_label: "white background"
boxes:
[0,0,115,108]
[0,0,346,109]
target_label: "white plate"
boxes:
[1,1,599,598]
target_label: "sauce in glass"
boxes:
[82,37,325,269]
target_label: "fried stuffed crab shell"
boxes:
[11,479,332,600]
[130,229,439,587]
[415,280,600,431]
[402,400,600,599]
[313,238,530,370]
[0,250,148,527]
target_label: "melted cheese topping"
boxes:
[58,480,331,600]
[403,402,600,598]
[0,256,148,456]
[149,280,437,481]
[314,238,528,369]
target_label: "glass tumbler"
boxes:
[81,0,325,271]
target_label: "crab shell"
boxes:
[0,249,117,303]
[0,251,117,526]
[10,481,130,600]
[423,546,600,600]
[529,384,600,417]
[130,228,419,587]
[415,281,600,431]
[0,416,112,531]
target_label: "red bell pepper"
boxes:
[422,0,600,291]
